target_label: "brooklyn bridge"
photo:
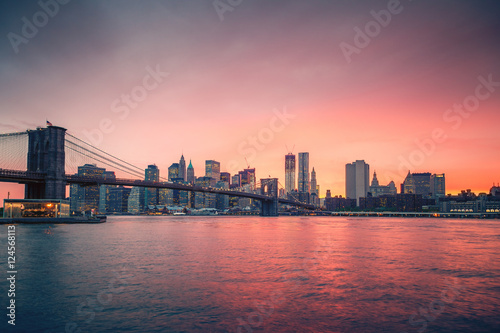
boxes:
[0,125,315,216]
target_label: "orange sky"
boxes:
[1,1,499,204]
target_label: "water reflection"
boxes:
[0,216,498,332]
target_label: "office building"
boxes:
[345,160,369,205]
[168,163,179,181]
[402,172,432,197]
[430,173,446,198]
[220,172,231,185]
[285,153,296,194]
[186,160,195,184]
[70,163,105,213]
[298,152,309,193]
[369,172,397,197]
[179,155,186,181]
[205,160,220,186]
[145,164,159,207]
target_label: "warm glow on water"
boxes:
[1,216,499,332]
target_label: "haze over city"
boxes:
[1,0,499,202]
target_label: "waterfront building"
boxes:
[346,160,369,205]
[70,163,105,213]
[98,171,117,213]
[186,160,195,184]
[239,168,256,189]
[108,186,131,213]
[145,164,159,207]
[430,173,446,198]
[205,160,220,186]
[369,172,397,197]
[220,172,231,185]
[179,155,186,181]
[285,153,296,194]
[231,174,240,187]
[128,186,145,214]
[402,172,431,197]
[195,176,215,208]
[168,163,179,181]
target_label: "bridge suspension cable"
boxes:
[65,133,145,179]
[0,131,28,171]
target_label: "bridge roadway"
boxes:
[0,169,315,210]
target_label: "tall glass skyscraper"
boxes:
[298,152,309,194]
[285,153,295,194]
[145,164,159,207]
[205,160,220,186]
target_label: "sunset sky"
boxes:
[1,0,499,202]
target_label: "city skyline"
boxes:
[1,1,499,202]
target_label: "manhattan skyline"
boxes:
[1,0,499,202]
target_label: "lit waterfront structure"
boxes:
[430,173,446,198]
[402,172,431,197]
[205,160,220,186]
[369,172,397,197]
[179,154,186,181]
[194,176,215,208]
[239,168,256,189]
[128,186,145,213]
[168,163,179,181]
[186,160,195,184]
[99,171,117,213]
[310,167,318,205]
[145,164,159,207]
[220,172,231,185]
[298,152,310,203]
[231,174,240,187]
[108,186,131,213]
[346,160,369,205]
[70,163,105,213]
[285,153,296,194]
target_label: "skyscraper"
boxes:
[220,172,231,185]
[430,173,446,198]
[310,167,318,205]
[238,168,256,189]
[186,160,195,184]
[297,153,310,204]
[285,153,296,194]
[345,160,369,205]
[179,154,186,181]
[168,163,180,181]
[298,152,309,193]
[205,160,220,186]
[310,167,317,196]
[402,172,431,197]
[70,163,105,213]
[145,164,159,207]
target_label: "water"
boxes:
[1,216,499,332]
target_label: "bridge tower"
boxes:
[25,126,67,199]
[260,178,279,217]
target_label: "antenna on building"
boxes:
[285,144,295,154]
[245,157,250,169]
